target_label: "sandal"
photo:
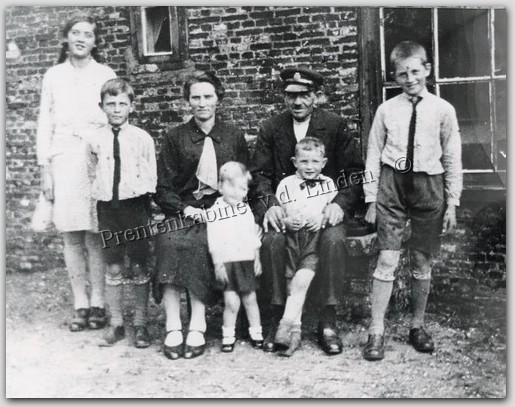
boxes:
[88,307,107,330]
[163,330,183,360]
[184,330,206,359]
[69,308,89,332]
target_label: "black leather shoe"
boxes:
[70,308,89,332]
[88,307,107,330]
[263,324,278,353]
[134,326,151,348]
[183,344,205,359]
[163,330,183,360]
[363,334,385,361]
[317,323,343,355]
[250,338,263,349]
[164,344,183,360]
[409,327,435,353]
[103,325,125,345]
[221,341,235,353]
[183,331,206,359]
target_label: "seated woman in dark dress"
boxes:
[154,71,250,360]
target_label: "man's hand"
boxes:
[283,215,303,232]
[442,204,457,234]
[214,263,229,284]
[364,202,377,225]
[183,206,205,222]
[305,214,323,232]
[41,165,54,201]
[321,203,344,228]
[263,206,285,233]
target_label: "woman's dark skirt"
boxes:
[153,217,216,305]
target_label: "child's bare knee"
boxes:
[410,250,432,279]
[105,263,124,285]
[377,250,400,270]
[241,291,257,307]
[224,292,241,313]
[290,269,315,293]
[373,250,400,281]
[410,249,431,268]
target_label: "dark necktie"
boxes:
[112,127,121,209]
[406,97,422,190]
[300,179,325,190]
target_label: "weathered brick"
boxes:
[221,14,248,22]
[275,8,301,17]
[249,11,274,20]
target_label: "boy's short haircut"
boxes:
[294,136,326,157]
[100,78,135,103]
[219,161,252,184]
[390,41,428,67]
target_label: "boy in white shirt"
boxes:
[88,78,157,348]
[363,41,462,361]
[273,137,338,356]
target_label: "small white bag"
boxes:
[31,194,54,232]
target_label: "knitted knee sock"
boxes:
[411,278,431,329]
[106,284,123,327]
[369,279,394,335]
[133,283,149,327]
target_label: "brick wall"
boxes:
[5,5,360,273]
[5,6,506,309]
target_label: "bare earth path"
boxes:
[5,267,506,398]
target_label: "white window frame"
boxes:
[141,6,174,57]
[378,7,507,174]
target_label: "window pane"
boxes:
[440,82,492,170]
[144,7,172,54]
[495,80,506,170]
[438,8,489,78]
[383,8,432,79]
[494,9,507,76]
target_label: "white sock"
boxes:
[186,330,206,346]
[165,330,183,347]
[222,326,236,345]
[248,325,263,341]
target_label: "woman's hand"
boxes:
[41,165,54,201]
[364,202,377,225]
[214,263,229,284]
[254,252,262,277]
[263,206,285,233]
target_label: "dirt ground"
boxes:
[5,266,506,398]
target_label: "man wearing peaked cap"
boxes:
[280,67,325,92]
[250,66,365,356]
